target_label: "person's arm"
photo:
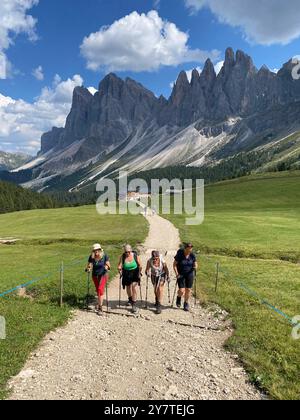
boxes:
[137,255,143,276]
[164,263,170,279]
[118,255,123,274]
[86,257,93,273]
[105,256,111,272]
[145,260,151,276]
[193,255,198,271]
[173,259,179,278]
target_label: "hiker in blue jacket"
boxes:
[173,243,198,312]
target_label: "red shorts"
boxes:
[93,275,108,297]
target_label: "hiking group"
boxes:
[85,242,198,316]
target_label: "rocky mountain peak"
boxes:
[200,59,216,85]
[170,71,190,105]
[72,86,93,108]
[98,72,124,95]
[38,47,300,172]
[222,47,235,75]
[191,69,201,86]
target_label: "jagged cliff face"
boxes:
[40,47,300,156]
[41,74,158,158]
[11,48,300,191]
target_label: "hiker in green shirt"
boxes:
[118,244,142,314]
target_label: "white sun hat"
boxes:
[92,243,102,251]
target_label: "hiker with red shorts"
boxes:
[86,244,110,314]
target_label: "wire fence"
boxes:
[0,257,86,301]
[0,251,297,327]
[199,253,297,327]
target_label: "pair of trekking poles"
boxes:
[171,270,198,308]
[117,272,172,309]
[118,273,144,308]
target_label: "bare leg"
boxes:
[126,285,132,300]
[185,288,192,303]
[156,284,165,304]
[132,283,138,302]
[178,288,185,299]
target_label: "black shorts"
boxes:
[151,273,166,287]
[122,268,140,289]
[177,272,195,289]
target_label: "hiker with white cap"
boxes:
[86,244,110,314]
[118,244,142,314]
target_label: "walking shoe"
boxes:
[156,304,162,315]
[184,302,190,312]
[176,297,182,308]
[127,297,133,307]
[96,306,104,316]
[132,303,139,314]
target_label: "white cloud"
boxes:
[0,0,39,79]
[32,65,44,81]
[80,10,220,72]
[185,0,300,45]
[0,75,84,154]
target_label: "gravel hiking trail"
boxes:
[8,214,261,400]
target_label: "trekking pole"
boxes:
[86,270,91,310]
[167,277,171,304]
[139,278,143,306]
[106,278,109,313]
[119,274,122,308]
[145,275,149,309]
[194,270,197,307]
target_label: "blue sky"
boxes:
[1,0,300,154]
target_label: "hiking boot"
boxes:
[96,306,104,316]
[127,297,133,307]
[176,297,182,308]
[132,303,139,314]
[184,302,190,312]
[156,304,162,315]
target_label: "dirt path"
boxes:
[8,214,261,400]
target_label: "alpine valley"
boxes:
[2,48,300,192]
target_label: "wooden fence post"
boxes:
[215,262,220,293]
[60,262,64,307]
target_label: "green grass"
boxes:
[0,205,148,399]
[173,171,300,262]
[165,171,300,400]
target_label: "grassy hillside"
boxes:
[179,171,300,262]
[0,206,148,399]
[165,171,300,400]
